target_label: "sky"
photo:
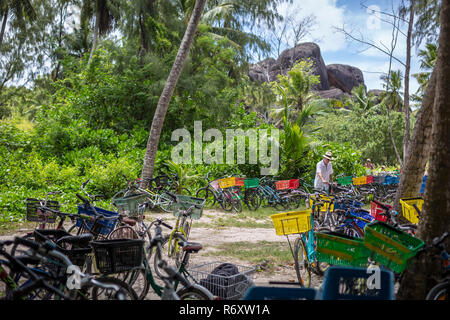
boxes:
[270,0,428,93]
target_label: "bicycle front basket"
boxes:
[112,192,149,217]
[172,195,206,220]
[26,198,59,223]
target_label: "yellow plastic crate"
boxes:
[218,177,236,189]
[352,176,367,185]
[271,210,312,236]
[399,198,423,224]
[308,194,334,212]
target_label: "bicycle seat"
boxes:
[179,241,202,253]
[122,217,137,226]
[57,233,93,247]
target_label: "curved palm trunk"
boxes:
[397,0,450,299]
[140,0,207,186]
[402,0,415,163]
[393,70,436,213]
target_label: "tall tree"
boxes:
[141,0,207,185]
[397,0,450,299]
[0,0,36,51]
[87,0,121,64]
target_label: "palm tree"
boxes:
[344,84,378,114]
[86,0,121,64]
[412,43,437,102]
[0,0,36,51]
[380,70,404,112]
[141,0,206,186]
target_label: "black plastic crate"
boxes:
[90,239,144,274]
[26,198,60,223]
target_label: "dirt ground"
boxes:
[0,208,324,299]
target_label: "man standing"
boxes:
[314,151,334,193]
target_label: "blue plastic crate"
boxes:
[243,286,318,300]
[420,175,427,194]
[334,200,363,211]
[383,176,399,185]
[350,208,375,229]
[320,266,395,300]
[76,205,118,236]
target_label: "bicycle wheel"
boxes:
[91,277,138,300]
[118,268,149,300]
[107,226,139,240]
[176,285,214,300]
[244,189,261,211]
[426,281,449,300]
[196,187,216,208]
[220,190,234,212]
[293,237,311,288]
[158,192,174,213]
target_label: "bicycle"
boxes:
[1,237,137,300]
[152,192,205,278]
[425,233,449,300]
[195,173,238,212]
[115,217,214,300]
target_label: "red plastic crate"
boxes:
[235,177,244,187]
[370,200,392,222]
[289,179,299,190]
[366,175,374,184]
[275,180,290,190]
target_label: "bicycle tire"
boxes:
[158,192,174,213]
[195,187,216,208]
[91,277,138,300]
[293,237,311,288]
[118,268,150,300]
[313,227,332,276]
[220,190,234,212]
[426,280,449,300]
[176,285,215,300]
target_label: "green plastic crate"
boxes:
[316,231,371,267]
[363,221,425,273]
[244,178,260,189]
[112,193,149,217]
[172,195,205,220]
[336,176,353,186]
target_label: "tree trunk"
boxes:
[0,12,8,52]
[140,0,207,186]
[138,12,149,57]
[393,70,436,213]
[88,10,100,64]
[397,0,450,299]
[402,0,415,164]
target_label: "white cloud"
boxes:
[277,0,348,52]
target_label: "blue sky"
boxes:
[272,0,427,94]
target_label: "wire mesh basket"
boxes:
[210,180,220,191]
[25,198,60,223]
[188,262,256,300]
[112,192,149,217]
